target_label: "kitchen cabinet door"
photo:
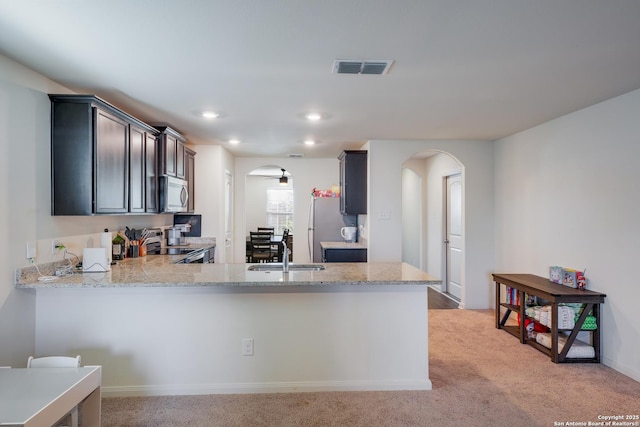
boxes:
[323,248,367,262]
[145,132,159,213]
[129,125,145,213]
[164,133,177,176]
[185,147,196,212]
[176,140,186,179]
[51,100,94,215]
[95,108,129,214]
[339,150,367,215]
[157,126,187,179]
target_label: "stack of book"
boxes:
[549,266,587,289]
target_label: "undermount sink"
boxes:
[247,263,326,271]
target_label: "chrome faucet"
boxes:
[282,244,290,273]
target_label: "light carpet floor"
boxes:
[101,309,640,426]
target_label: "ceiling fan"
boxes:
[279,168,288,185]
[247,166,291,184]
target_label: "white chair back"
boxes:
[26,355,82,427]
[27,355,81,368]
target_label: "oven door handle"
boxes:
[184,250,205,263]
[172,248,205,264]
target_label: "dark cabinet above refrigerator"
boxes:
[338,150,367,215]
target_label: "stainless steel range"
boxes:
[148,246,215,264]
[143,228,215,263]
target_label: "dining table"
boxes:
[0,366,101,427]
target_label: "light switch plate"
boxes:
[377,210,391,220]
[25,241,36,259]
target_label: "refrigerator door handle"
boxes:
[308,196,314,261]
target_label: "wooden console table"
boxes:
[492,273,606,363]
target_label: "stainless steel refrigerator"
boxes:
[307,196,357,262]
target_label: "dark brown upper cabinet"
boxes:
[129,124,159,214]
[145,132,159,213]
[338,150,367,215]
[156,126,186,179]
[50,94,160,215]
[185,147,196,213]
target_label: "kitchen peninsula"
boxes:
[17,259,439,396]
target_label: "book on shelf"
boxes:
[550,265,587,289]
[563,268,588,289]
[505,286,520,306]
[576,271,586,290]
[563,269,577,288]
[549,266,564,284]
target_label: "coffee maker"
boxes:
[166,224,191,246]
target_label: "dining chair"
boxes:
[257,228,273,240]
[274,228,290,262]
[250,231,274,263]
[256,227,279,260]
[27,355,82,427]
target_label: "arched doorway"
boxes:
[245,165,293,261]
[402,151,463,301]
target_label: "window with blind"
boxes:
[266,186,293,235]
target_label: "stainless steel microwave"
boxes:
[160,176,188,213]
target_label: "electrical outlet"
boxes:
[25,241,36,259]
[242,338,254,356]
[51,240,64,254]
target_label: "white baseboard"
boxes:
[601,356,640,383]
[102,379,433,397]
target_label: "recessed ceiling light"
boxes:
[305,113,322,121]
[303,140,316,146]
[229,139,241,144]
[202,111,219,119]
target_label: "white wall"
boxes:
[401,165,422,269]
[494,88,640,382]
[368,140,494,309]
[245,175,270,232]
[234,158,340,263]
[0,55,69,366]
[35,286,431,395]
[192,144,234,262]
[424,154,463,285]
[402,153,463,283]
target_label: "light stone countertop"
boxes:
[16,255,440,289]
[320,241,367,249]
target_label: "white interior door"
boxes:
[445,174,462,300]
[224,171,233,262]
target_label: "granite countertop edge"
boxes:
[16,257,441,289]
[16,280,439,289]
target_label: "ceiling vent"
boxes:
[333,60,394,75]
[288,153,304,158]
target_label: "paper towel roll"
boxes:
[100,231,112,264]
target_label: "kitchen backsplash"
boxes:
[22,229,217,267]
[16,232,217,283]
[25,228,192,265]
